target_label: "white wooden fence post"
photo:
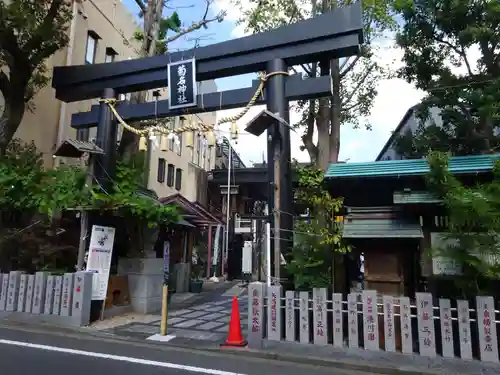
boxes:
[17,274,28,312]
[383,295,395,352]
[299,291,309,344]
[267,285,282,341]
[6,271,22,311]
[24,275,35,313]
[60,273,74,317]
[363,290,379,351]
[399,296,413,354]
[439,298,454,358]
[457,300,472,360]
[247,282,265,349]
[43,275,55,315]
[52,276,63,315]
[32,271,49,314]
[332,293,343,347]
[285,290,295,342]
[347,293,359,348]
[312,288,327,345]
[476,296,499,363]
[0,273,9,311]
[416,293,436,357]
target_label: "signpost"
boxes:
[85,225,116,316]
[160,241,170,336]
[167,59,197,110]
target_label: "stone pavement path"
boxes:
[107,283,248,345]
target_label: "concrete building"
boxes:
[2,0,220,206]
[4,0,141,167]
[147,81,219,203]
[376,105,443,161]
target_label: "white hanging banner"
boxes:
[86,225,116,300]
[242,241,253,274]
[212,224,222,266]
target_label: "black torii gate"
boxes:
[52,3,363,281]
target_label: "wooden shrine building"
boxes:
[324,154,500,298]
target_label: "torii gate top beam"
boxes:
[52,2,363,103]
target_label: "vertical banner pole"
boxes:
[160,240,170,336]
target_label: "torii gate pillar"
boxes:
[266,58,292,280]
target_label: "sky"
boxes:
[121,0,426,166]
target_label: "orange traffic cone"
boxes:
[221,296,247,347]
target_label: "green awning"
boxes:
[342,218,423,238]
[393,191,441,204]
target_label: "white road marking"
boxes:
[0,338,247,375]
[146,333,176,342]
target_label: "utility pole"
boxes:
[224,137,233,276]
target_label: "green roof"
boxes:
[325,154,500,179]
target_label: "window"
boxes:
[76,128,89,142]
[195,133,201,165]
[85,31,99,64]
[168,121,175,151]
[167,164,175,187]
[198,135,204,167]
[157,158,166,183]
[119,93,131,102]
[175,168,182,191]
[177,132,183,156]
[104,47,117,63]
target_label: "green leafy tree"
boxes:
[426,151,500,297]
[286,166,348,289]
[0,0,73,155]
[118,0,225,159]
[394,0,500,158]
[0,140,179,270]
[233,0,397,169]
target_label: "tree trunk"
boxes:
[315,61,331,171]
[117,0,164,160]
[316,97,330,171]
[117,90,149,161]
[329,59,341,164]
[0,101,26,156]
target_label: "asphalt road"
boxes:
[0,324,379,375]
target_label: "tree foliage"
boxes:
[0,0,73,154]
[286,166,349,289]
[426,151,500,297]
[0,139,179,228]
[233,0,397,169]
[393,0,500,159]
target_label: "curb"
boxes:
[98,329,439,375]
[0,318,438,375]
[206,347,439,375]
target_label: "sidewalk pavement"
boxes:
[90,279,248,341]
[214,340,500,375]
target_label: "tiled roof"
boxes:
[325,154,500,179]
